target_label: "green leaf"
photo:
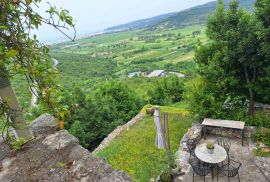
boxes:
[5,50,18,58]
[0,26,7,29]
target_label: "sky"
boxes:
[36,0,213,43]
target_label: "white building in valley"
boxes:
[147,70,166,78]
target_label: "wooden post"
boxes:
[0,68,32,139]
[164,112,170,150]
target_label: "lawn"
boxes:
[96,105,193,182]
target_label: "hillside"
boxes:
[155,0,255,29]
[106,0,255,31]
[106,12,176,31]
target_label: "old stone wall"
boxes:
[0,114,133,182]
[252,102,270,117]
[174,123,202,182]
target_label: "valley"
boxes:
[50,25,205,94]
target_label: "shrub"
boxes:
[148,76,184,105]
[160,171,173,182]
[246,112,270,128]
[184,76,224,119]
[252,128,270,147]
[64,81,143,150]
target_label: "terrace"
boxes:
[177,122,270,182]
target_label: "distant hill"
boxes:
[106,0,256,31]
[154,0,255,29]
[106,12,177,31]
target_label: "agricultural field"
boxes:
[10,24,206,118]
[50,24,206,91]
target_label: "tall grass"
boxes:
[96,106,193,182]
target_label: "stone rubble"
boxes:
[0,113,133,182]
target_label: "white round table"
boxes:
[195,143,227,164]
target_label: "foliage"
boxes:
[206,142,214,149]
[164,150,177,169]
[0,0,75,135]
[62,81,143,150]
[252,128,270,147]
[246,112,270,128]
[148,76,184,105]
[96,106,193,182]
[254,0,270,103]
[184,75,251,121]
[69,120,89,148]
[196,0,263,115]
[252,127,270,157]
[10,137,27,151]
[160,171,173,182]
[184,76,223,119]
[192,0,270,121]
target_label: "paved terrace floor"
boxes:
[194,136,269,182]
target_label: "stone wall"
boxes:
[93,112,145,154]
[253,103,270,117]
[174,123,203,182]
[205,125,257,138]
[0,114,133,182]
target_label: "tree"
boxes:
[254,0,270,103]
[62,82,143,150]
[0,0,75,138]
[148,76,184,105]
[195,0,267,116]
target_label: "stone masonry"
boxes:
[0,114,133,182]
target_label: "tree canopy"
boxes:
[0,0,75,134]
[194,0,270,117]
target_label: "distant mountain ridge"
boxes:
[106,12,177,31]
[106,0,255,31]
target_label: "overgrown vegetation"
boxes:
[186,0,270,128]
[252,128,270,148]
[0,0,75,138]
[96,106,193,182]
[252,128,270,157]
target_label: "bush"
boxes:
[69,120,89,148]
[184,76,224,119]
[184,76,251,121]
[160,171,173,182]
[252,128,270,147]
[148,76,184,105]
[246,112,270,128]
[64,81,143,151]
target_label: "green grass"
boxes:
[96,106,193,182]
